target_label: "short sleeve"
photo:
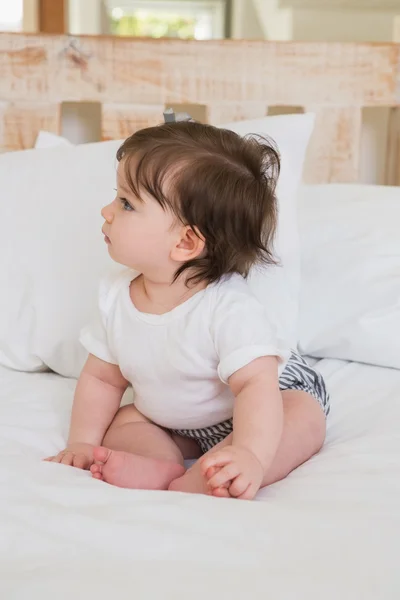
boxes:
[79,273,120,365]
[211,279,291,384]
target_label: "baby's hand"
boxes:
[44,442,95,470]
[200,445,264,500]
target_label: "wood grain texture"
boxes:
[0,102,60,152]
[0,35,399,106]
[303,107,363,183]
[0,34,399,182]
[101,104,164,140]
[207,103,268,124]
[385,107,400,186]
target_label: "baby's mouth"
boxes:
[102,229,111,244]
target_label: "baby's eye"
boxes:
[119,197,134,211]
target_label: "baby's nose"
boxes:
[101,204,113,223]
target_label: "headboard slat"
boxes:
[304,107,363,184]
[101,104,163,141]
[385,107,400,186]
[0,101,60,153]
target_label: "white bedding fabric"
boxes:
[1,360,400,599]
[298,184,400,370]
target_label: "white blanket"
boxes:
[1,360,400,599]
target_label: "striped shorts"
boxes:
[169,352,330,454]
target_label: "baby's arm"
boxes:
[231,355,283,466]
[45,354,128,469]
[200,356,283,499]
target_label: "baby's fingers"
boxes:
[43,454,65,463]
[43,451,75,466]
[237,484,258,501]
[207,463,240,490]
[72,454,91,470]
[59,452,74,466]
[228,475,251,499]
[200,451,232,475]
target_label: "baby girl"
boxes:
[46,119,329,500]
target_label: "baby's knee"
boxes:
[103,405,150,446]
[110,404,150,429]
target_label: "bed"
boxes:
[1,33,400,598]
[1,358,400,598]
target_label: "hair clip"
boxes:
[163,108,176,123]
[164,108,195,123]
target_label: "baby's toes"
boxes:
[90,464,103,479]
[212,486,231,498]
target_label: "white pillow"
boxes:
[298,184,400,370]
[0,140,120,375]
[0,114,314,377]
[34,131,73,149]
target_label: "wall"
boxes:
[394,14,400,39]
[292,8,399,41]
[68,0,104,35]
[231,0,265,38]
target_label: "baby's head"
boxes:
[101,121,280,285]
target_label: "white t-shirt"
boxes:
[80,270,290,430]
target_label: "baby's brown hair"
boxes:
[116,121,280,285]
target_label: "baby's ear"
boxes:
[171,226,205,262]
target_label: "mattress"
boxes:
[1,359,400,599]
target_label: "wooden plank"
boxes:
[207,102,267,124]
[303,107,363,183]
[101,104,164,141]
[0,102,61,152]
[39,0,66,34]
[385,107,400,186]
[0,34,399,107]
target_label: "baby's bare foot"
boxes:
[90,446,185,490]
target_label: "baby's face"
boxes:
[101,162,179,278]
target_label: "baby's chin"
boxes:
[107,248,142,273]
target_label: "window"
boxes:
[106,0,228,40]
[0,0,23,31]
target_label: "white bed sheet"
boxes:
[1,359,400,599]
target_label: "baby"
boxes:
[46,119,330,500]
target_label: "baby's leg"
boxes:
[169,390,326,497]
[91,404,185,490]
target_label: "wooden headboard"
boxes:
[1,33,399,184]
